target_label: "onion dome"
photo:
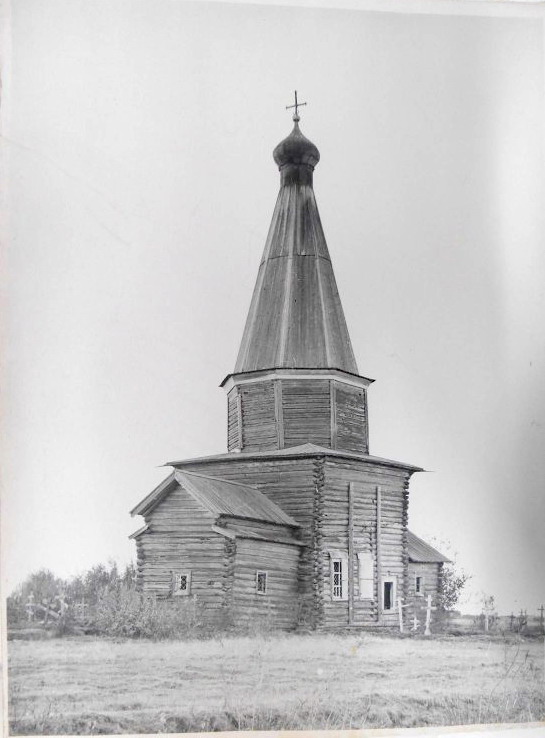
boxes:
[273,116,320,170]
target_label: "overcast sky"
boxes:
[3,0,544,614]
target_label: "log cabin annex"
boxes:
[130,96,449,630]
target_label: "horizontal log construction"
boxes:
[132,446,431,631]
[232,538,300,629]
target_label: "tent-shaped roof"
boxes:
[234,120,359,376]
[131,470,299,528]
[408,530,451,563]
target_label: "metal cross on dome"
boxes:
[286,90,307,120]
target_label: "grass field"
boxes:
[8,632,545,734]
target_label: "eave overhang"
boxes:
[220,366,374,393]
[165,443,424,474]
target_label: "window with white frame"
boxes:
[329,551,348,601]
[415,575,424,595]
[256,570,268,595]
[357,551,375,599]
[172,570,191,596]
[382,577,396,611]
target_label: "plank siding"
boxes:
[228,377,370,455]
[335,384,368,454]
[282,379,331,448]
[227,389,240,451]
[239,381,277,452]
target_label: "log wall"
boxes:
[407,561,442,621]
[181,456,319,623]
[231,538,300,630]
[138,484,226,612]
[179,453,415,631]
[320,459,411,628]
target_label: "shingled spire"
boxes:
[234,112,358,374]
[222,98,373,455]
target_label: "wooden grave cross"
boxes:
[424,594,437,636]
[25,592,35,622]
[397,597,410,633]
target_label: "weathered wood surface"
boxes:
[137,452,418,631]
[227,376,368,454]
[231,538,300,630]
[182,456,319,624]
[335,384,368,454]
[233,167,358,375]
[407,562,443,622]
[239,381,277,452]
[320,459,412,628]
[227,389,240,452]
[138,486,225,606]
[282,379,330,448]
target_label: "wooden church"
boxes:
[130,100,449,630]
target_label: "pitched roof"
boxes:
[408,530,451,563]
[234,121,359,375]
[211,523,305,547]
[131,470,299,528]
[176,471,299,527]
[167,443,424,473]
[130,473,177,517]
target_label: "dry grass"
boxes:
[8,632,545,734]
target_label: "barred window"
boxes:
[172,570,191,596]
[332,559,344,600]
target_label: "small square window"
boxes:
[172,570,191,596]
[415,575,424,595]
[256,570,267,595]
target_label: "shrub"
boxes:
[92,585,206,639]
